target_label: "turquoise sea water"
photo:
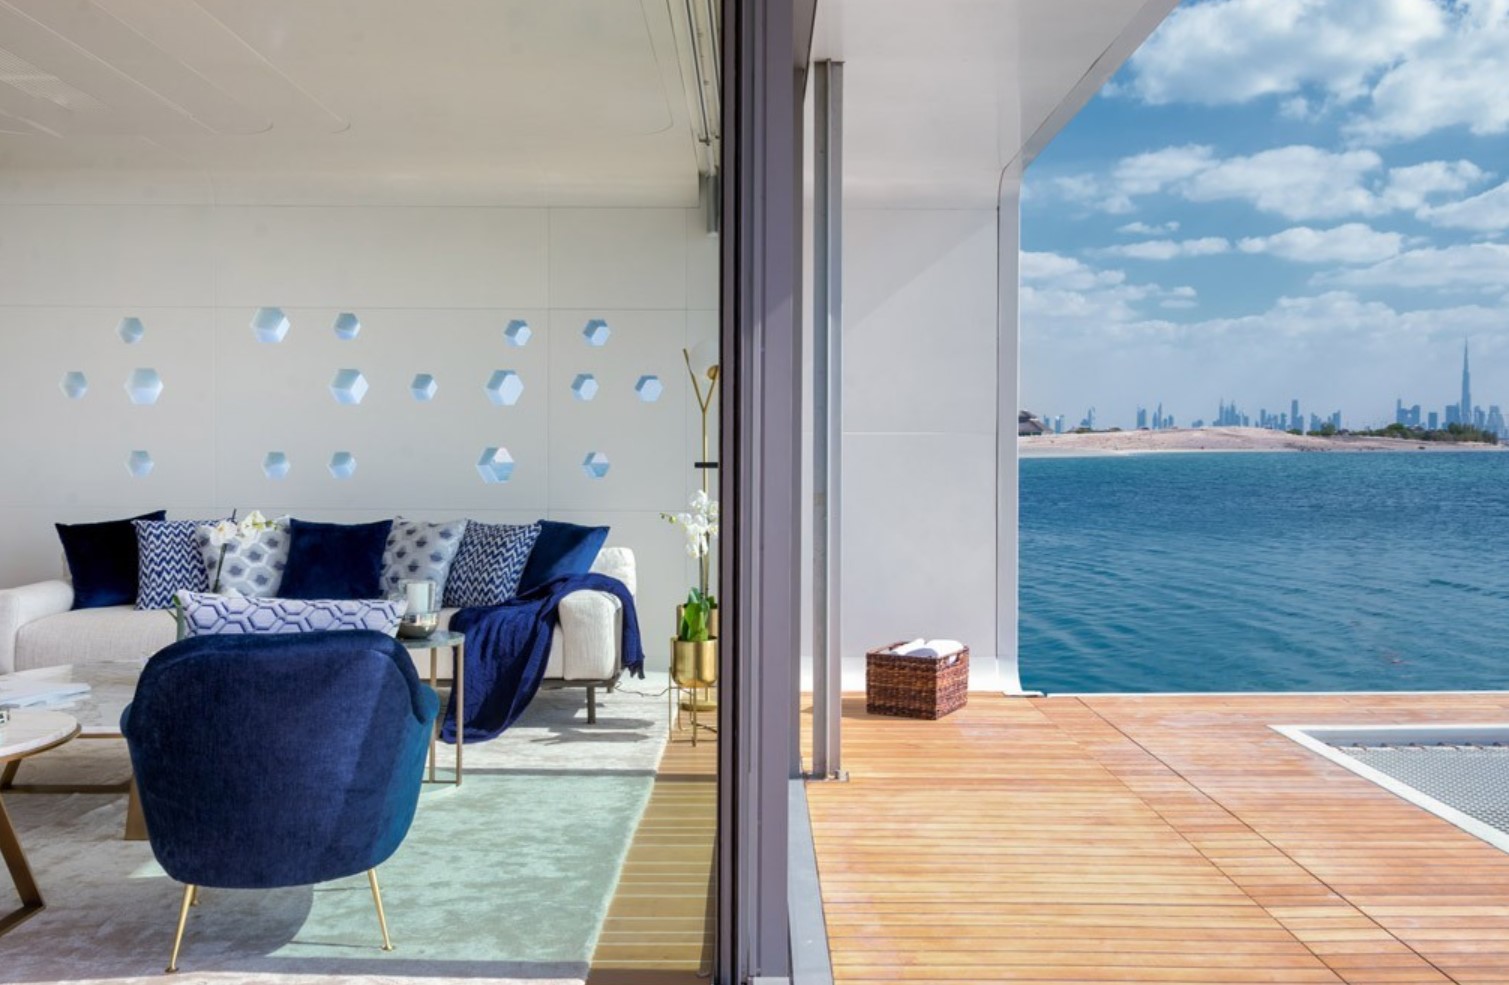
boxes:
[1019,452,1509,693]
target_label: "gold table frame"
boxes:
[0,713,80,938]
[402,632,465,785]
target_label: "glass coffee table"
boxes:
[0,661,147,839]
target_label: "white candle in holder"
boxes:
[404,580,436,615]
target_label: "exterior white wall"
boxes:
[0,192,718,669]
[808,205,1005,689]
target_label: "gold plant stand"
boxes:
[670,637,718,746]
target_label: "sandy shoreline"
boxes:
[1020,426,1508,458]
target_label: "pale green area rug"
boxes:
[0,688,668,985]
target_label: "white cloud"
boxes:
[1381,160,1491,210]
[1126,0,1446,107]
[1181,146,1385,220]
[1118,220,1181,235]
[1122,0,1509,144]
[1020,252,1188,324]
[1045,144,1489,221]
[1323,242,1509,292]
[1419,179,1509,231]
[1350,3,1509,142]
[1237,224,1405,264]
[1102,237,1232,261]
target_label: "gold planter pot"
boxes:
[671,638,719,689]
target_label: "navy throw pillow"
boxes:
[279,519,394,600]
[516,520,609,595]
[56,510,166,609]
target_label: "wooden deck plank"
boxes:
[806,692,1509,985]
[587,717,716,984]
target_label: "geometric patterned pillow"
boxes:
[380,518,468,600]
[198,520,291,598]
[175,591,405,638]
[443,521,541,608]
[135,519,219,610]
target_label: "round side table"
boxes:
[0,709,80,937]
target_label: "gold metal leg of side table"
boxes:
[453,641,464,786]
[427,647,439,784]
[0,793,44,938]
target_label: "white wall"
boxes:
[0,190,719,669]
[836,206,1003,688]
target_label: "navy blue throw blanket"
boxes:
[443,574,645,742]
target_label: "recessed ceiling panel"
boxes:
[192,0,673,138]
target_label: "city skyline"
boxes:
[1020,0,1509,428]
[1035,339,1505,435]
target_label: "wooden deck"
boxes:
[588,717,716,984]
[804,692,1509,985]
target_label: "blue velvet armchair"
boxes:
[121,630,438,973]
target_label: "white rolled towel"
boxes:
[898,639,965,658]
[890,638,926,655]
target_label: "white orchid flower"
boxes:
[206,519,240,549]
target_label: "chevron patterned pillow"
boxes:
[175,591,405,637]
[443,521,541,608]
[135,519,219,610]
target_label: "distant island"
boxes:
[1020,426,1508,457]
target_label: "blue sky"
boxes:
[1021,0,1509,430]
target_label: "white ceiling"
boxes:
[0,0,708,205]
[811,0,1178,207]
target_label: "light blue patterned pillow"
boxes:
[444,521,541,608]
[135,519,219,610]
[175,591,405,637]
[198,521,291,598]
[381,518,468,599]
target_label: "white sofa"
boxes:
[0,546,637,723]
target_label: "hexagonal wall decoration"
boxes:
[263,451,291,480]
[504,319,532,347]
[476,447,515,484]
[333,312,361,340]
[60,371,88,400]
[582,319,611,346]
[485,370,524,406]
[634,375,663,402]
[329,451,357,479]
[582,451,611,479]
[411,373,438,402]
[330,369,369,405]
[126,450,154,478]
[117,317,145,345]
[571,373,598,401]
[125,368,163,405]
[251,307,290,343]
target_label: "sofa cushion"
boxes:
[176,591,405,638]
[381,518,468,600]
[55,511,166,610]
[135,518,217,610]
[280,519,393,600]
[198,521,290,598]
[443,522,540,608]
[517,520,610,595]
[15,606,177,671]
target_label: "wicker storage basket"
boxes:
[865,641,969,720]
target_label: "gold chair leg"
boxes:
[166,883,195,973]
[368,869,393,951]
[190,885,200,907]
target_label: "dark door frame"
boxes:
[717,0,815,981]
